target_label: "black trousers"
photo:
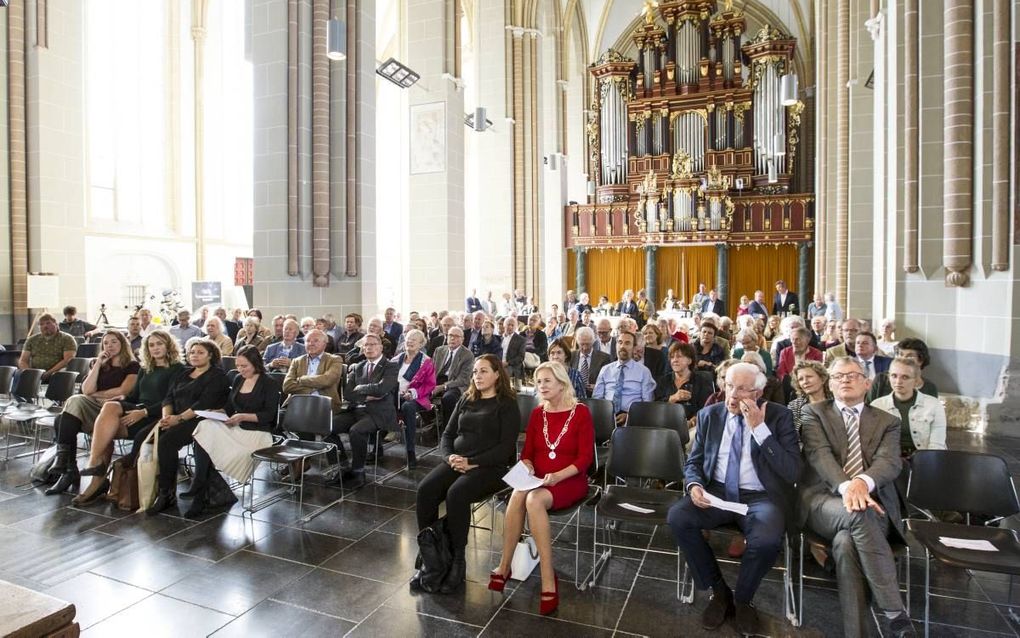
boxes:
[332,410,378,471]
[155,419,200,493]
[415,462,505,550]
[440,387,462,430]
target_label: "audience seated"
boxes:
[463,311,486,352]
[393,329,436,469]
[59,305,99,339]
[701,289,725,315]
[125,316,144,355]
[500,317,526,382]
[867,337,938,402]
[413,355,519,594]
[547,338,587,399]
[775,327,823,380]
[426,315,454,356]
[282,329,344,414]
[336,313,365,358]
[593,319,617,359]
[569,327,608,397]
[431,327,473,428]
[653,341,712,422]
[741,352,785,405]
[314,318,339,354]
[19,313,77,382]
[264,318,305,371]
[875,318,898,356]
[266,314,285,345]
[823,318,860,366]
[470,319,502,358]
[186,346,280,518]
[854,331,891,381]
[204,316,234,356]
[46,330,140,497]
[214,307,241,341]
[871,356,946,456]
[234,316,270,354]
[731,329,772,375]
[169,309,205,347]
[786,360,831,437]
[806,293,828,320]
[146,339,231,515]
[575,292,593,315]
[592,331,655,425]
[490,361,593,615]
[823,292,844,322]
[522,313,549,363]
[633,330,668,379]
[693,323,726,372]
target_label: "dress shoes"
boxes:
[889,613,917,637]
[339,469,366,489]
[702,585,734,630]
[734,601,760,636]
[146,490,177,516]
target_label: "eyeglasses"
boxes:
[597,330,611,335]
[831,372,865,382]
[724,383,756,395]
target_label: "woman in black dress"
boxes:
[412,354,519,594]
[185,345,281,518]
[654,341,713,420]
[146,339,231,515]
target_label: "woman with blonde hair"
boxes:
[235,316,269,354]
[45,330,141,495]
[489,361,593,616]
[787,360,831,436]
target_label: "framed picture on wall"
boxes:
[410,102,446,174]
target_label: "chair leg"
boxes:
[798,533,805,627]
[924,548,931,638]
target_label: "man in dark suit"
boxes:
[854,332,891,380]
[465,289,483,314]
[382,307,403,344]
[616,290,639,320]
[700,290,725,316]
[772,280,800,315]
[668,362,801,634]
[431,327,474,427]
[426,315,455,356]
[594,319,617,360]
[463,311,486,352]
[329,333,398,488]
[799,357,913,638]
[500,317,526,384]
[569,327,610,395]
[747,290,769,320]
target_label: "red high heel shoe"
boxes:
[539,575,559,615]
[488,568,512,592]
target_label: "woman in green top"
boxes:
[73,330,185,505]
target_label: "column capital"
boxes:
[644,244,658,253]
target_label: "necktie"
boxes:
[440,350,453,376]
[842,407,864,479]
[365,362,375,380]
[864,360,872,378]
[579,354,590,384]
[724,414,746,502]
[612,363,625,415]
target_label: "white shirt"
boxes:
[857,357,876,379]
[502,333,513,360]
[710,411,772,492]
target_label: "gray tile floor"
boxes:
[0,430,1017,637]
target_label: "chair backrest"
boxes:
[908,450,1020,518]
[605,426,685,483]
[581,398,616,445]
[282,394,334,437]
[44,371,79,403]
[76,343,100,358]
[65,357,93,378]
[0,366,16,395]
[626,401,691,448]
[13,368,44,402]
[221,356,237,372]
[227,369,241,385]
[516,393,539,433]
[0,351,22,368]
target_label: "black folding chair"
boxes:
[625,401,691,466]
[0,366,15,405]
[907,450,1020,637]
[221,356,237,372]
[581,397,616,487]
[582,427,685,596]
[76,343,100,358]
[3,370,74,462]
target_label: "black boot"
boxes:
[181,443,212,498]
[146,489,177,515]
[439,547,466,594]
[44,445,80,495]
[46,442,75,474]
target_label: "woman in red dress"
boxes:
[488,361,594,615]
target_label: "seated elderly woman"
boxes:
[235,316,270,354]
[489,361,593,616]
[470,319,502,358]
[72,331,184,505]
[45,330,141,496]
[653,342,713,421]
[546,338,587,399]
[185,345,281,518]
[522,313,549,363]
[204,316,234,356]
[392,328,436,469]
[731,329,773,375]
[775,326,823,380]
[146,338,231,515]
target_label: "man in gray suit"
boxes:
[431,327,473,428]
[799,357,914,638]
[570,327,609,395]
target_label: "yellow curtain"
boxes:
[728,244,799,317]
[680,246,717,306]
[566,250,577,295]
[585,248,646,303]
[655,247,683,307]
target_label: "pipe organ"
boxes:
[570,0,813,252]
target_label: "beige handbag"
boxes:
[136,424,160,512]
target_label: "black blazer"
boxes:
[471,334,503,358]
[503,332,526,378]
[747,300,769,318]
[701,299,726,316]
[653,370,714,419]
[641,346,669,379]
[344,358,399,431]
[617,300,639,319]
[569,349,610,387]
[523,329,548,361]
[773,291,800,315]
[426,333,446,357]
[163,366,231,418]
[228,374,282,432]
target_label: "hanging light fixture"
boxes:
[327,18,346,61]
[780,73,798,105]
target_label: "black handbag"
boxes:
[411,517,453,593]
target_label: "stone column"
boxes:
[715,243,728,314]
[902,0,919,273]
[815,0,828,290]
[991,0,1011,270]
[942,1,973,287]
[192,0,210,279]
[835,0,849,306]
[644,246,657,314]
[798,241,812,314]
[575,248,587,294]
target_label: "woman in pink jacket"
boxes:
[392,328,436,468]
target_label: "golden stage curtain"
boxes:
[655,246,716,307]
[727,244,799,316]
[566,250,577,295]
[585,248,646,303]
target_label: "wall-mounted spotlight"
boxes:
[464,107,493,132]
[377,57,420,88]
[327,18,346,61]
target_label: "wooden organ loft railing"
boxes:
[570,0,813,253]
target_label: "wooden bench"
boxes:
[0,580,78,638]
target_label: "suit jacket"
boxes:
[344,358,399,430]
[594,337,617,360]
[798,400,904,535]
[432,345,473,392]
[617,301,639,319]
[685,401,802,522]
[465,297,482,313]
[282,352,344,413]
[264,341,307,370]
[640,346,669,379]
[701,298,725,316]
[502,332,525,379]
[747,300,770,319]
[859,355,892,377]
[822,342,855,367]
[426,333,447,357]
[569,349,610,388]
[383,322,403,344]
[772,291,800,315]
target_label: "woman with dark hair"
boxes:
[412,354,519,595]
[146,339,231,515]
[867,337,939,402]
[654,341,713,420]
[45,330,141,495]
[184,345,281,518]
[546,338,587,399]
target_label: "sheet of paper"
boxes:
[502,461,545,491]
[939,536,998,552]
[704,492,750,516]
[195,410,229,422]
[618,502,656,514]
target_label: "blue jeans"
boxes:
[399,399,424,453]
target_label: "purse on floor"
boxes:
[106,457,139,512]
[510,535,540,581]
[136,424,160,512]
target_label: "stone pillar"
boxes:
[835,0,849,307]
[715,243,728,314]
[903,0,919,273]
[991,0,1011,270]
[644,246,657,314]
[798,242,812,314]
[942,1,973,287]
[575,248,587,294]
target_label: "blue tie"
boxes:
[724,414,745,502]
[612,363,625,415]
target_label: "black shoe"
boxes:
[80,462,108,477]
[701,585,734,630]
[890,613,917,637]
[184,497,206,519]
[340,469,366,489]
[407,450,417,470]
[71,477,110,506]
[46,444,76,475]
[180,480,207,498]
[734,601,760,636]
[439,556,466,594]
[146,490,177,516]
[45,467,80,495]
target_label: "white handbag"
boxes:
[510,536,540,581]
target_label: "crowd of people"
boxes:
[18,290,944,635]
